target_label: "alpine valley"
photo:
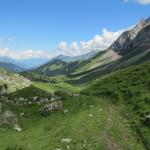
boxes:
[0,17,150,150]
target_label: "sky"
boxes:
[0,0,150,60]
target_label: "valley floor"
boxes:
[0,96,145,150]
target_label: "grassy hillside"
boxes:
[32,59,84,77]
[0,95,145,150]
[82,62,150,148]
[0,62,148,149]
[33,81,84,93]
[8,85,51,99]
[72,50,119,74]
[67,49,150,84]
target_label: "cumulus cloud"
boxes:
[58,41,68,50]
[0,28,125,60]
[0,47,57,60]
[58,28,125,56]
[124,0,150,5]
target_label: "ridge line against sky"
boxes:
[0,28,125,60]
[0,0,149,60]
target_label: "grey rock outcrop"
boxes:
[40,101,63,115]
[0,110,22,132]
[110,17,150,55]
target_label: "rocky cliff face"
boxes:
[110,17,150,55]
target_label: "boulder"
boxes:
[0,110,22,132]
[14,124,22,132]
[20,112,25,118]
[63,109,68,114]
[40,101,63,115]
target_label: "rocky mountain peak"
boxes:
[130,17,150,40]
[109,17,150,55]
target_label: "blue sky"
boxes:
[0,0,150,59]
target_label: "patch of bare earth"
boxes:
[105,106,122,150]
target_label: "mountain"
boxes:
[23,51,97,77]
[67,17,150,84]
[0,56,23,66]
[0,56,26,72]
[1,17,150,150]
[110,17,150,55]
[0,62,25,72]
[32,59,83,76]
[54,51,97,62]
[23,17,150,84]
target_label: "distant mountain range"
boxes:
[0,50,97,72]
[1,17,150,77]
[0,62,25,73]
[68,17,150,84]
[22,17,150,84]
[53,51,97,62]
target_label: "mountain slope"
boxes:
[0,89,145,150]
[67,17,150,84]
[0,62,25,73]
[0,68,31,92]
[22,51,97,78]
[22,17,150,84]
[33,59,82,76]
[110,17,150,55]
[82,62,150,148]
[50,51,97,63]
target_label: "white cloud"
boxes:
[58,41,68,50]
[0,28,125,60]
[124,0,150,5]
[58,28,125,56]
[0,47,57,60]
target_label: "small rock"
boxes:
[146,114,150,120]
[145,114,150,124]
[61,138,72,143]
[89,114,93,117]
[14,124,22,132]
[28,101,32,104]
[20,112,25,117]
[73,93,80,97]
[64,109,68,113]
[33,96,38,101]
[99,108,103,112]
